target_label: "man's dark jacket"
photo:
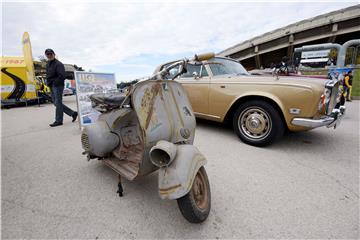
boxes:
[46,59,65,87]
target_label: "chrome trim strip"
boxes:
[194,112,221,119]
[209,81,315,90]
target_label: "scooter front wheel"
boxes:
[177,166,211,223]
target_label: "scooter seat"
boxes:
[90,92,127,111]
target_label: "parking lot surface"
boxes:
[1,96,359,239]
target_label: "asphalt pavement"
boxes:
[1,96,359,239]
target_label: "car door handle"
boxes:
[220,85,225,88]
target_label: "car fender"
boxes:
[225,91,286,119]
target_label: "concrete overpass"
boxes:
[218,5,360,69]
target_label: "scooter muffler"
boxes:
[150,140,177,167]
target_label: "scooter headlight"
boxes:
[150,140,177,168]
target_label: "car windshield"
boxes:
[208,57,249,76]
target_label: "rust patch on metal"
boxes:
[159,184,182,194]
[121,126,141,147]
[104,136,144,180]
[168,85,185,127]
[141,83,162,130]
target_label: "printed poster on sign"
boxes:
[74,71,117,128]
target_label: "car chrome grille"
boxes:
[327,81,340,114]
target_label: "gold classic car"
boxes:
[154,54,345,146]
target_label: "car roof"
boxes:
[153,56,238,74]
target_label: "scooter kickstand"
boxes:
[117,175,124,197]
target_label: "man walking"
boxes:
[45,49,78,127]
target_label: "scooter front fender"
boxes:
[158,144,207,200]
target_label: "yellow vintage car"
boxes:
[154,55,345,146]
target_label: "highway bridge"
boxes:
[218,5,360,69]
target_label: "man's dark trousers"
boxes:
[50,86,75,123]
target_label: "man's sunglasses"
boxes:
[46,53,54,56]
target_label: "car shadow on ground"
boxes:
[195,118,234,134]
[195,117,336,153]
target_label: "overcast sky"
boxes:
[2,1,358,82]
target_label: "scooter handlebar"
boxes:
[151,52,215,80]
[193,52,215,62]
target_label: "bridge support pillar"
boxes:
[255,55,261,69]
[287,45,294,60]
[328,23,338,43]
[287,34,294,60]
[254,46,261,69]
[328,35,337,42]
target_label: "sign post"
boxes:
[74,71,117,129]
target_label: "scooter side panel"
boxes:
[131,80,196,147]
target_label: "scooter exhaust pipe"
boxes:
[150,140,177,167]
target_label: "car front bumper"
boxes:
[291,106,346,129]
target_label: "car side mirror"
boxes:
[193,72,200,79]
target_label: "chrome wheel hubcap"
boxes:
[239,107,272,140]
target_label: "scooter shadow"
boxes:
[92,162,228,237]
[92,163,202,228]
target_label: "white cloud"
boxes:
[2,1,358,81]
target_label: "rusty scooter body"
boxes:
[81,53,214,223]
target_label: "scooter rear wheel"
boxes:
[177,166,211,223]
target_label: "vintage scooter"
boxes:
[80,53,214,223]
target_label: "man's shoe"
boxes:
[50,122,63,127]
[72,112,78,122]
